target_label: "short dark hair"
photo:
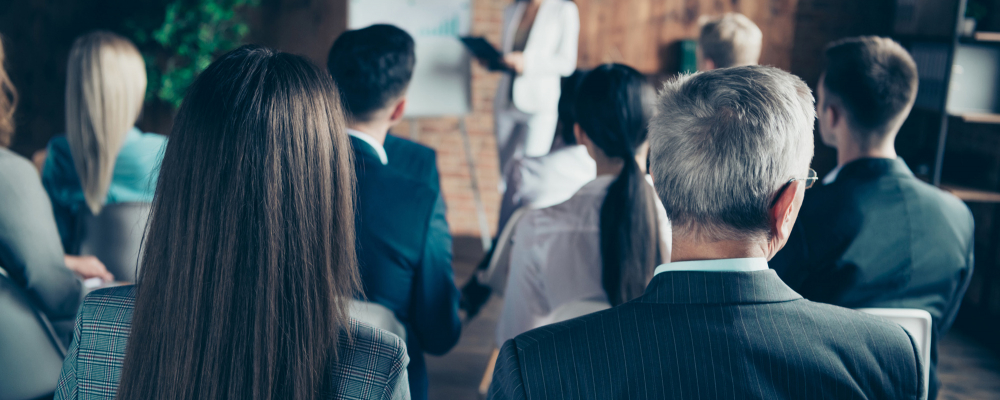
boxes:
[327,24,415,122]
[822,36,918,143]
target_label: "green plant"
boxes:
[966,0,989,22]
[125,0,260,108]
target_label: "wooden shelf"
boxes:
[953,112,1000,124]
[976,32,1000,42]
[942,184,1000,203]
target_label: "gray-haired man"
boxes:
[488,65,922,400]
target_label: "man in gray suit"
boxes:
[488,65,923,400]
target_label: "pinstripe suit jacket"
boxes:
[54,286,411,400]
[489,270,923,400]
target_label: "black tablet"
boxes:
[460,36,511,72]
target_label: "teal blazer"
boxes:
[42,128,166,251]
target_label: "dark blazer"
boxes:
[770,158,974,399]
[351,134,462,400]
[489,269,922,400]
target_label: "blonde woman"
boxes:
[42,31,166,250]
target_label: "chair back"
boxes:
[478,207,530,295]
[75,202,152,283]
[0,273,66,400]
[546,300,611,325]
[349,300,407,342]
[857,307,932,400]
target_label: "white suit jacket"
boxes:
[497,0,580,114]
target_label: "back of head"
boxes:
[650,66,815,242]
[117,45,359,400]
[0,36,18,148]
[698,13,763,69]
[822,36,918,147]
[327,24,415,123]
[65,31,147,214]
[574,64,661,305]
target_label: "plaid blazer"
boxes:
[54,286,410,400]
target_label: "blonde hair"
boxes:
[65,31,147,214]
[698,13,763,69]
[0,36,19,147]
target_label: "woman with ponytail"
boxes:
[496,64,670,345]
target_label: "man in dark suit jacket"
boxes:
[770,36,974,400]
[328,25,462,400]
[489,66,923,400]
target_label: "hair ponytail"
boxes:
[575,64,662,306]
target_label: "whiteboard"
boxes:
[349,0,472,117]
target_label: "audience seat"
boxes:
[858,307,932,399]
[74,202,151,283]
[0,272,66,400]
[349,299,407,341]
[477,207,529,295]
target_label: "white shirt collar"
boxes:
[654,258,769,275]
[822,165,843,185]
[347,129,388,165]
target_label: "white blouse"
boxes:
[496,175,671,346]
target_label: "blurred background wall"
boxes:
[0,0,895,236]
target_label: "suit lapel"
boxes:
[635,270,802,305]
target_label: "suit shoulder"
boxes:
[797,300,920,356]
[0,148,38,180]
[510,305,618,352]
[79,285,136,323]
[341,319,408,364]
[385,134,437,162]
[910,178,973,218]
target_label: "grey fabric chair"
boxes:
[75,202,152,283]
[0,272,66,400]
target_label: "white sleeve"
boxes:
[522,2,579,77]
[495,213,548,346]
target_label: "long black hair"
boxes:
[575,63,662,306]
[116,45,358,399]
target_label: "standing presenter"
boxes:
[495,0,579,183]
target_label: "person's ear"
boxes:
[768,180,805,257]
[389,98,407,124]
[574,123,587,146]
[826,103,842,130]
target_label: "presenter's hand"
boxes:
[65,255,115,281]
[504,52,525,74]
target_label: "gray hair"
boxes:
[699,13,763,68]
[649,65,815,242]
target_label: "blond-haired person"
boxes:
[697,12,763,70]
[42,31,166,251]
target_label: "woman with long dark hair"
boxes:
[54,46,410,400]
[496,64,670,344]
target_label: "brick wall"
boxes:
[403,0,808,237]
[2,0,894,238]
[396,0,507,237]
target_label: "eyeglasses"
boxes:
[769,168,818,208]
